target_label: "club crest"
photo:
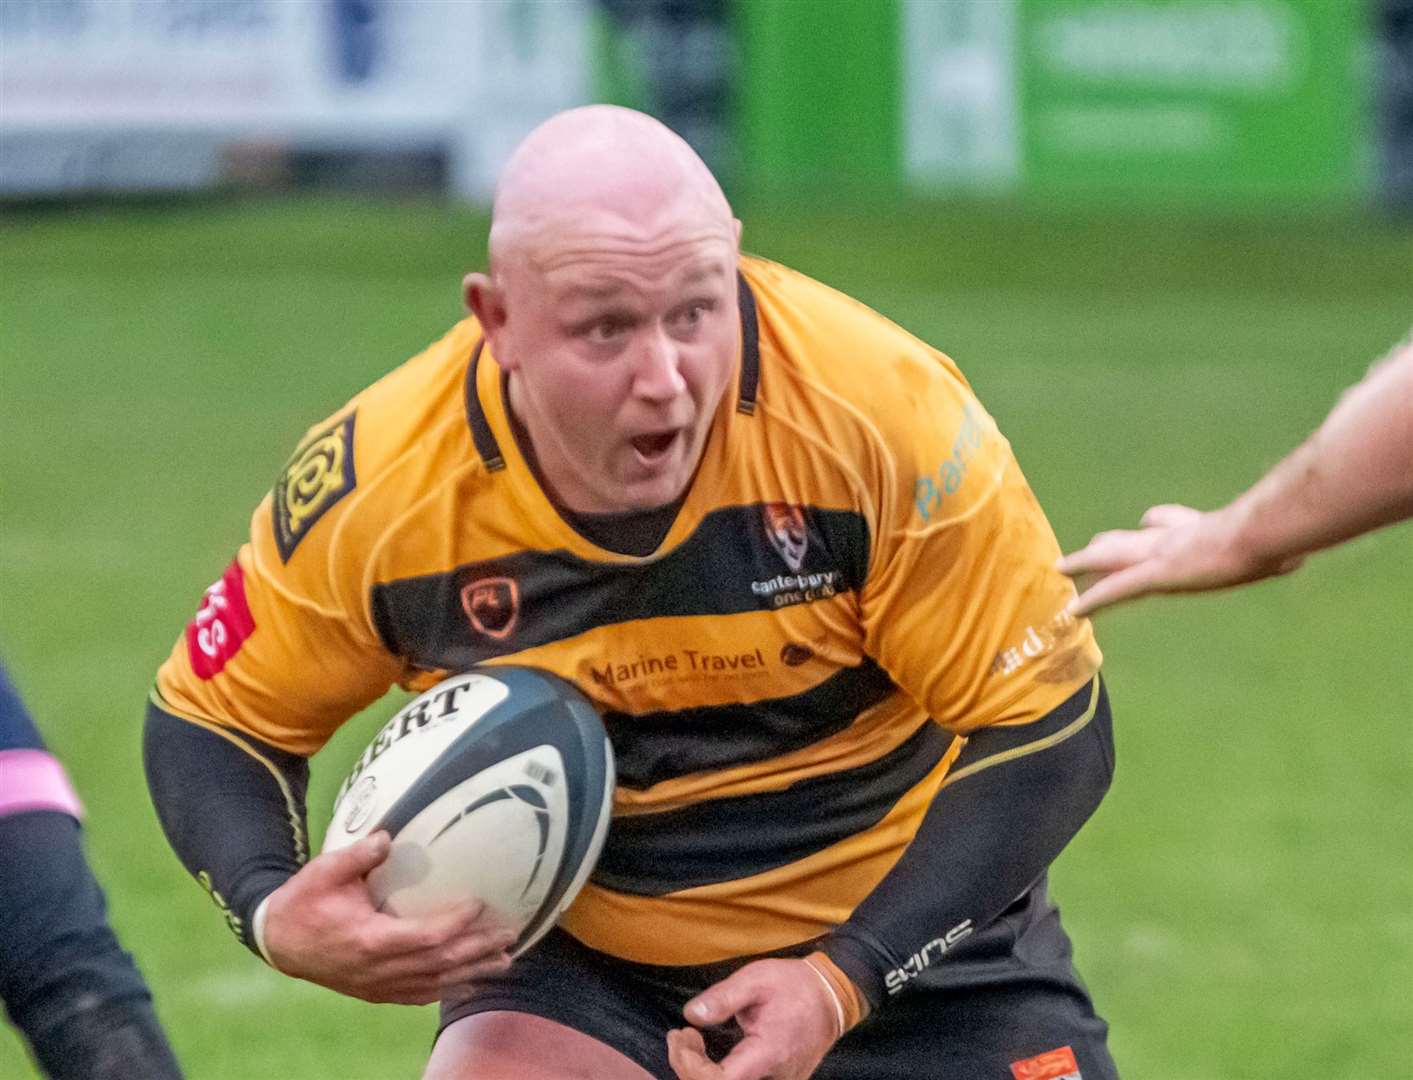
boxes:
[273,413,357,563]
[762,503,808,573]
[461,576,519,640]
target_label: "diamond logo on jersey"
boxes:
[185,557,256,679]
[1010,1046,1082,1080]
[461,576,519,640]
[762,503,808,572]
[273,412,357,563]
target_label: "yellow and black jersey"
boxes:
[152,255,1100,967]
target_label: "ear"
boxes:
[464,272,515,365]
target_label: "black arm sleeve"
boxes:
[821,676,1115,1010]
[143,697,310,955]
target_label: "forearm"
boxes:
[143,693,310,955]
[1224,340,1413,566]
[821,677,1114,1010]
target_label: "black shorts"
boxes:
[439,879,1118,1079]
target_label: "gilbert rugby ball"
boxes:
[324,667,614,954]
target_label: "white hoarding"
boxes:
[0,0,591,197]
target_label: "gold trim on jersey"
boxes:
[940,676,1101,791]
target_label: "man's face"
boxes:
[481,218,740,514]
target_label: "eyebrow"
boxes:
[555,261,730,303]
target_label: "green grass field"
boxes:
[1,195,1409,1079]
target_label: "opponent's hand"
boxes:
[260,831,516,1005]
[1057,503,1304,617]
[666,959,839,1080]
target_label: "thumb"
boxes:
[685,971,762,1027]
[317,830,391,884]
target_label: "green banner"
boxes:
[1015,0,1369,203]
[735,0,902,190]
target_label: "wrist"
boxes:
[803,951,869,1035]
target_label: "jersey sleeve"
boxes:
[153,410,403,756]
[859,351,1101,733]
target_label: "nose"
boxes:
[632,327,686,402]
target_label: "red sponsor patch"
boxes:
[1011,1046,1081,1080]
[185,558,256,679]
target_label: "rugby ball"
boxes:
[324,667,614,955]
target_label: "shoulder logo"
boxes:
[273,413,357,563]
[762,502,807,572]
[461,576,519,640]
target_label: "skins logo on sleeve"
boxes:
[186,558,256,679]
[272,412,357,562]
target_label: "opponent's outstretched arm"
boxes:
[1060,335,1413,616]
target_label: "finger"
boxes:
[1139,503,1199,528]
[1056,532,1146,577]
[685,975,765,1027]
[1067,563,1164,617]
[363,922,517,977]
[365,901,502,957]
[309,830,391,886]
[379,942,512,991]
[667,1027,720,1080]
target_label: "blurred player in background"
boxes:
[0,661,183,1080]
[1060,332,1413,616]
[145,106,1119,1080]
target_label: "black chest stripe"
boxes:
[370,504,870,671]
[604,657,896,790]
[591,719,954,897]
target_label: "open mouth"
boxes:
[630,430,679,463]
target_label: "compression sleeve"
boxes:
[143,693,310,955]
[820,676,1114,1010]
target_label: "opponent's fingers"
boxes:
[1067,562,1164,617]
[1056,531,1150,577]
[666,1028,721,1080]
[1139,503,1200,529]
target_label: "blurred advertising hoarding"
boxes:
[902,0,1371,203]
[0,0,590,197]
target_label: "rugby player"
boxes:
[1061,332,1413,616]
[1,662,183,1079]
[145,106,1120,1080]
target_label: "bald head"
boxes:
[488,106,735,273]
[461,108,743,516]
